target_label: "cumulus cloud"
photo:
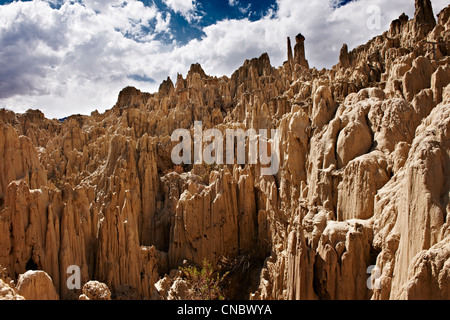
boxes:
[0,0,448,119]
[162,0,201,23]
[166,0,448,78]
[0,0,172,117]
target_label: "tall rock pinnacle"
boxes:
[287,37,294,68]
[0,1,449,302]
[294,33,309,69]
[414,0,436,38]
[338,43,350,69]
[415,0,436,26]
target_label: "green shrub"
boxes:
[180,259,228,300]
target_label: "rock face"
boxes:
[0,2,449,300]
[414,0,436,38]
[338,44,350,69]
[16,270,58,300]
[294,33,309,69]
[0,266,24,300]
[0,279,23,300]
[78,281,111,300]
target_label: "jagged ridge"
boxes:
[0,0,449,300]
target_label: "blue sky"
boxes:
[0,0,280,43]
[155,0,279,43]
[0,0,447,118]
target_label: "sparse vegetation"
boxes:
[179,259,228,300]
[218,250,266,300]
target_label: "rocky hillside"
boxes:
[1,0,449,300]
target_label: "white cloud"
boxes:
[173,0,448,77]
[0,0,174,118]
[0,0,448,119]
[228,0,251,15]
[162,0,201,23]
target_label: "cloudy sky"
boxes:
[0,0,447,119]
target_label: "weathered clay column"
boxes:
[414,0,436,38]
[338,43,350,69]
[294,33,309,69]
[287,37,294,68]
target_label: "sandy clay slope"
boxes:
[0,0,449,300]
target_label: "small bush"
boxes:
[180,259,228,300]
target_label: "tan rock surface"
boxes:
[79,281,111,300]
[0,266,24,300]
[396,237,450,300]
[0,278,24,300]
[16,270,58,300]
[0,0,448,301]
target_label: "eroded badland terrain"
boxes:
[0,0,449,300]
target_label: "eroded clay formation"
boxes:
[0,0,449,300]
